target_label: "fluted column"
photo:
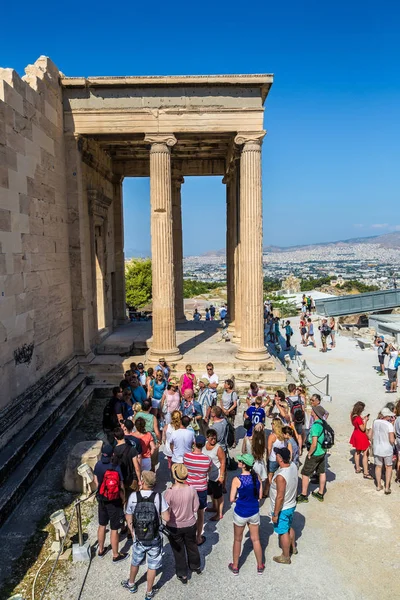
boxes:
[233,161,242,341]
[172,175,186,322]
[224,169,236,331]
[112,176,128,325]
[235,132,268,361]
[145,134,182,362]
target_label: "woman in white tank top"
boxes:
[266,419,288,494]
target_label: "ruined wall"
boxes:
[0,57,74,405]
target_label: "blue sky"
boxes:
[3,0,400,255]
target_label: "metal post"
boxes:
[76,502,84,547]
[325,374,330,397]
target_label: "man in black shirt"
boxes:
[103,387,124,444]
[113,427,141,496]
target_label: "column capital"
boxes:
[144,133,177,151]
[234,131,266,148]
[171,174,185,189]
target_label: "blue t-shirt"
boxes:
[94,461,123,488]
[152,380,167,400]
[246,406,266,437]
[132,385,147,406]
[285,325,293,336]
[235,474,260,518]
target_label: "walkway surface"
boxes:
[48,318,400,600]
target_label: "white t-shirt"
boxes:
[373,419,394,457]
[163,424,174,458]
[387,351,398,370]
[202,372,219,397]
[270,462,298,512]
[170,428,195,463]
[126,490,169,541]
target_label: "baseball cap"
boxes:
[274,447,291,462]
[172,463,188,482]
[195,434,206,447]
[199,378,209,385]
[101,444,113,463]
[381,407,395,418]
[236,453,255,468]
[312,405,326,420]
[137,363,144,368]
[141,470,156,488]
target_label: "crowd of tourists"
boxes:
[94,361,336,598]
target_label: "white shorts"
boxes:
[151,399,161,409]
[374,455,393,467]
[233,511,260,527]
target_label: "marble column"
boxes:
[145,134,182,362]
[172,175,186,322]
[233,162,242,341]
[112,176,128,325]
[235,133,268,361]
[225,170,236,331]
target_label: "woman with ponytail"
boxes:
[229,454,264,576]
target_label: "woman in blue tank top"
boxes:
[229,453,264,576]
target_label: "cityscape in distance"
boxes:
[126,231,400,289]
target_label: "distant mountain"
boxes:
[200,232,400,256]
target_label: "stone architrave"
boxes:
[145,134,182,362]
[172,175,186,322]
[234,132,268,361]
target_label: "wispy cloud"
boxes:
[371,223,389,229]
[354,224,364,228]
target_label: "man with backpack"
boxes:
[103,387,124,444]
[113,427,141,496]
[93,445,128,563]
[375,335,387,376]
[122,471,170,599]
[297,404,334,503]
[286,383,305,453]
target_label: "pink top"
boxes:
[181,373,195,394]
[164,484,199,528]
[164,390,180,414]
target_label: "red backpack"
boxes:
[99,469,120,501]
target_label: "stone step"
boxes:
[0,374,87,487]
[0,384,94,528]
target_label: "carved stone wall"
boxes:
[0,57,74,406]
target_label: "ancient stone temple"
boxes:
[0,56,274,411]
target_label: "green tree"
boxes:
[263,278,282,293]
[339,280,379,293]
[300,277,331,291]
[183,279,225,298]
[125,258,152,308]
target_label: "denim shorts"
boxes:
[268,459,279,473]
[131,537,163,570]
[197,489,208,509]
[273,506,295,535]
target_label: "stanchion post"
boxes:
[325,374,330,396]
[76,502,84,548]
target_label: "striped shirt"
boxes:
[183,451,211,491]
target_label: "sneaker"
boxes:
[121,579,138,593]
[273,554,291,565]
[98,546,110,559]
[177,576,188,584]
[228,563,239,575]
[257,564,265,575]
[296,494,309,503]
[145,588,158,599]
[311,491,324,502]
[113,552,129,563]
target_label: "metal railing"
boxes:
[35,491,96,600]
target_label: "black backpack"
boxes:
[114,444,135,487]
[132,492,161,544]
[226,419,236,448]
[320,421,335,449]
[102,398,119,431]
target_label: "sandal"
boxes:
[363,474,373,479]
[384,489,392,495]
[355,469,362,474]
